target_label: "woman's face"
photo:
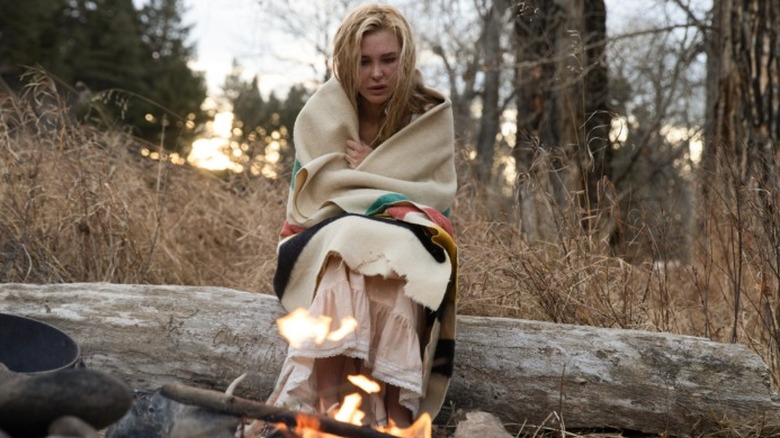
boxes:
[357,28,400,111]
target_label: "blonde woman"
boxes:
[250,3,458,434]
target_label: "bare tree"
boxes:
[512,0,612,246]
[412,0,529,195]
[414,0,484,153]
[703,0,780,351]
[473,0,512,183]
[513,0,567,241]
[705,0,780,181]
[604,1,708,261]
[253,0,355,83]
[581,0,613,242]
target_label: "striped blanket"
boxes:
[272,77,458,419]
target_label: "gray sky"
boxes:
[177,0,709,99]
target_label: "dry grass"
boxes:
[3,76,780,437]
[1,76,283,292]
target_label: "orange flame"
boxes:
[296,411,431,438]
[347,374,381,393]
[327,317,358,342]
[276,308,357,347]
[334,393,365,425]
[379,413,432,438]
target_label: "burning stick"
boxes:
[161,381,400,438]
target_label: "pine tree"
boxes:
[0,0,68,88]
[0,0,206,153]
[136,0,207,152]
[67,0,146,92]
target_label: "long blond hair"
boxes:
[332,3,440,146]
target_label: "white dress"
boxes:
[266,255,425,426]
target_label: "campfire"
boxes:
[163,307,432,438]
[272,308,432,438]
[0,309,433,437]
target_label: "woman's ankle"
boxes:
[385,386,412,427]
[388,406,412,428]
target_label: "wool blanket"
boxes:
[272,77,458,419]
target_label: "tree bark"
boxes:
[474,0,509,183]
[704,0,780,351]
[513,0,616,249]
[581,0,617,248]
[1,283,779,435]
[513,1,566,242]
[707,0,780,177]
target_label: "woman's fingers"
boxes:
[345,139,370,168]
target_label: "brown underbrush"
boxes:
[3,76,780,436]
[0,77,282,292]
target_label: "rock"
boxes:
[48,416,100,438]
[0,368,132,437]
[106,389,240,438]
[453,411,513,438]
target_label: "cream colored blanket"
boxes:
[286,77,457,229]
[273,77,458,420]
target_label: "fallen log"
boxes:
[1,282,779,435]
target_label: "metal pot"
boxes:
[0,313,81,374]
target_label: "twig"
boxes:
[161,381,398,438]
[225,373,247,396]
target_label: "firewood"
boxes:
[161,381,399,438]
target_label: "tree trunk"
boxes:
[704,0,780,352]
[581,0,617,248]
[707,0,780,178]
[513,1,566,242]
[513,0,614,247]
[474,1,508,183]
[2,283,779,435]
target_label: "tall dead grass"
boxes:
[0,75,283,291]
[452,139,780,399]
[2,74,779,435]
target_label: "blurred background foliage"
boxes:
[0,0,209,151]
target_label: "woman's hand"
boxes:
[345,139,372,168]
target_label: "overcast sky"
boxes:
[176,0,265,96]
[174,0,709,100]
